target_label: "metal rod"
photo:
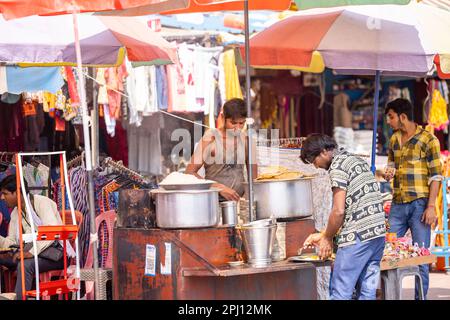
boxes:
[371,70,381,174]
[92,68,99,169]
[164,233,220,276]
[72,11,100,299]
[244,0,254,221]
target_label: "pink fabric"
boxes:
[105,64,128,119]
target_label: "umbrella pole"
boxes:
[72,11,101,299]
[244,0,255,221]
[371,70,381,174]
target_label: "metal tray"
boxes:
[159,182,214,190]
[288,254,330,263]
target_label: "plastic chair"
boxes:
[81,210,116,300]
[39,210,83,300]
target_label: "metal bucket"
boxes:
[271,222,286,261]
[240,224,277,268]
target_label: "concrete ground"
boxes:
[401,271,450,300]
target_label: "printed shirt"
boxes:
[388,126,443,204]
[329,151,386,248]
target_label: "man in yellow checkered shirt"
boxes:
[385,98,443,300]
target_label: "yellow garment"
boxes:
[43,91,56,112]
[428,89,449,130]
[223,49,243,101]
[55,89,66,110]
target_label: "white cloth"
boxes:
[178,43,197,112]
[103,104,116,137]
[126,63,159,125]
[0,66,7,94]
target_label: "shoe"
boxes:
[0,293,16,300]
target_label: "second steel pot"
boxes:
[151,188,220,228]
[251,177,313,219]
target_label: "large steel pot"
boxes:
[251,177,313,219]
[151,188,220,228]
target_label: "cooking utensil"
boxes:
[159,182,214,190]
[288,253,335,262]
[220,201,238,226]
[241,218,276,228]
[250,177,313,219]
[151,188,220,228]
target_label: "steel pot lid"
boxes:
[151,187,220,194]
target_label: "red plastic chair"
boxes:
[83,210,116,300]
[39,210,83,300]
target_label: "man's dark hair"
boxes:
[0,174,29,194]
[300,134,338,164]
[223,98,247,120]
[384,98,414,121]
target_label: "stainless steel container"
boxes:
[252,178,313,219]
[271,222,286,262]
[220,201,238,226]
[151,188,220,228]
[240,223,277,268]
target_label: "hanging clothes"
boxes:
[126,113,163,176]
[218,49,243,105]
[126,63,158,125]
[0,67,7,94]
[64,66,80,107]
[22,99,45,151]
[2,66,64,94]
[333,92,353,128]
[428,89,449,130]
[105,63,128,119]
[155,65,168,110]
[191,45,224,114]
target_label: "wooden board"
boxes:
[381,255,437,271]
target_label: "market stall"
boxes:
[113,219,318,299]
[112,163,326,299]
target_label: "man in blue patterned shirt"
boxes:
[301,134,386,300]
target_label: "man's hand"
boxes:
[13,251,33,263]
[384,167,395,182]
[219,185,240,201]
[421,207,438,226]
[303,233,333,260]
[303,233,322,247]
